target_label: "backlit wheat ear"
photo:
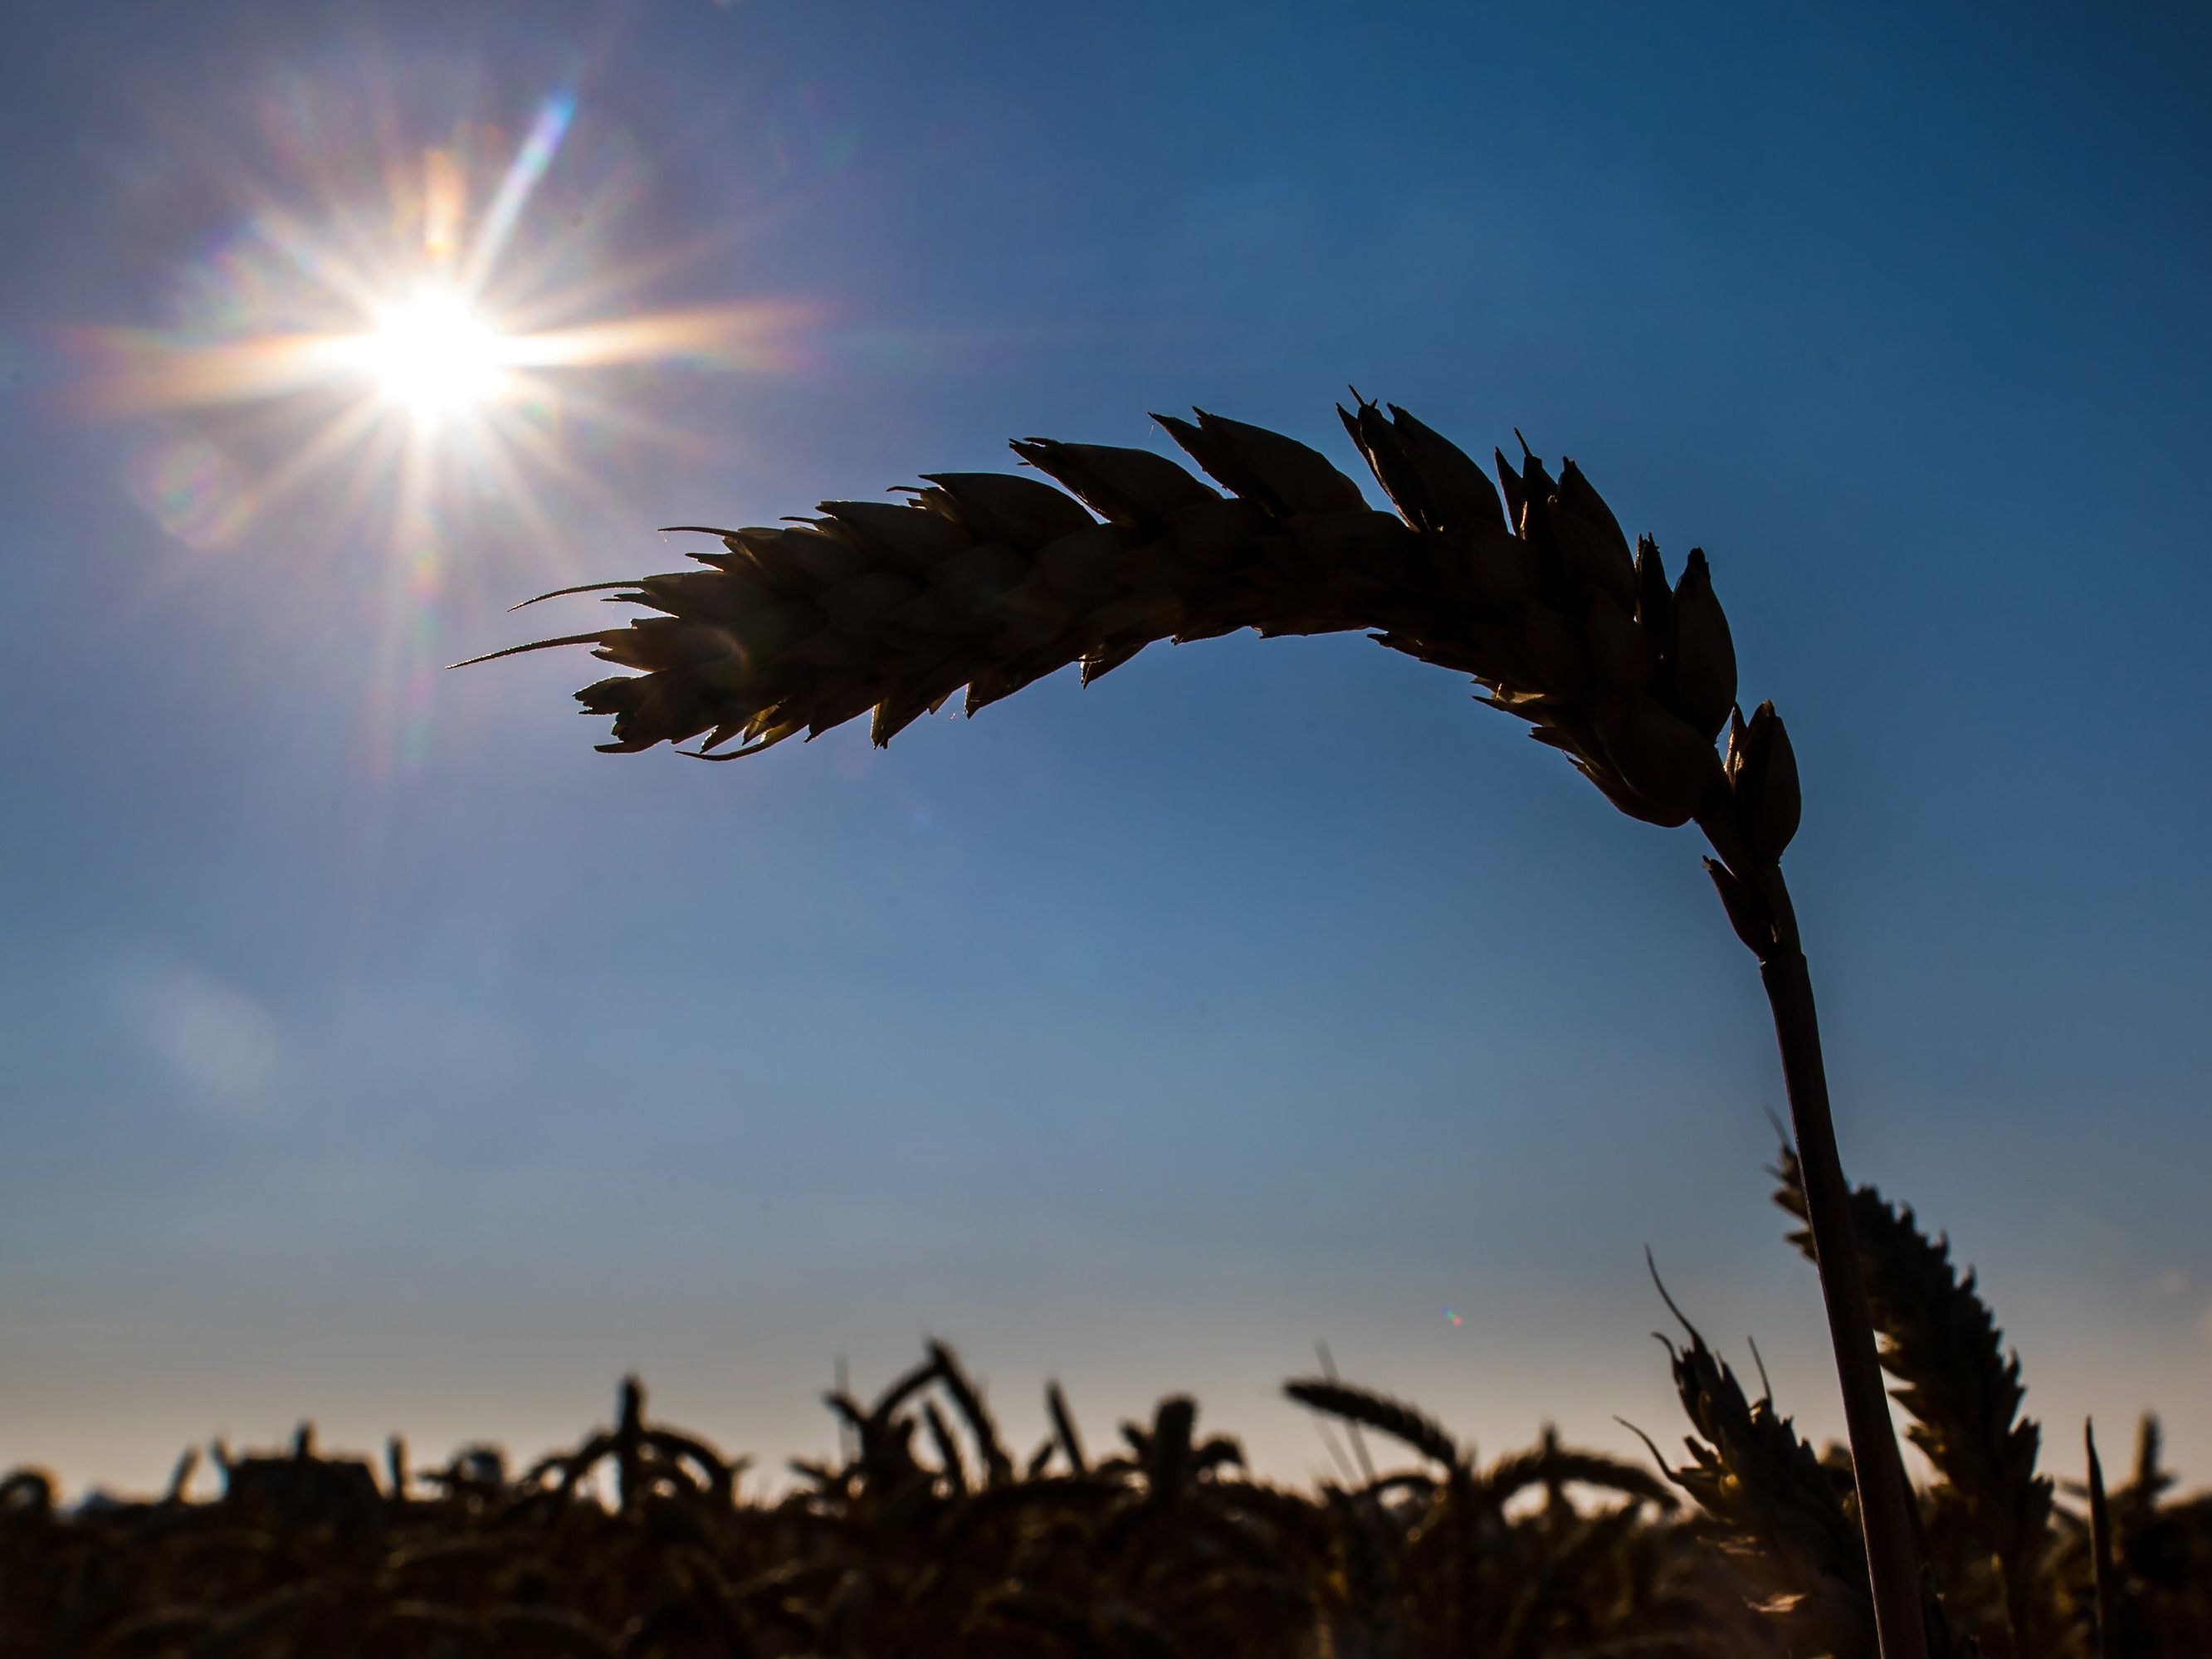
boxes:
[1283,1378,1461,1472]
[471,399,1924,1659]
[466,403,1750,842]
[1643,1289,1875,1658]
[1476,1441,1675,1515]
[1774,1144,2053,1655]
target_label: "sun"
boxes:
[71,84,817,559]
[352,286,512,421]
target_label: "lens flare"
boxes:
[71,85,818,503]
[66,76,820,788]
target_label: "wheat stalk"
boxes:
[1775,1144,2053,1657]
[467,398,1926,1658]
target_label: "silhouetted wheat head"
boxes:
[468,403,1799,905]
[1641,1271,1878,1657]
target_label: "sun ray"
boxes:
[460,94,577,295]
[505,373,718,464]
[481,226,751,334]
[71,329,353,417]
[224,398,393,537]
[322,409,414,556]
[507,300,817,375]
[72,72,819,788]
[254,208,401,324]
[451,415,577,578]
[487,394,648,531]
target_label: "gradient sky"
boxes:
[4,1,2209,1502]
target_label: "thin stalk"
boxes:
[1757,930,1928,1659]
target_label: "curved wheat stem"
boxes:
[468,398,1926,1659]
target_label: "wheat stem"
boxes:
[1758,938,1928,1659]
[1770,1134,2051,1657]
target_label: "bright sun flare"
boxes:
[357,287,510,419]
[75,80,817,592]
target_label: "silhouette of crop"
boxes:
[7,1164,2206,1658]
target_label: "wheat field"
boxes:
[6,1156,2203,1657]
[8,7,2201,1656]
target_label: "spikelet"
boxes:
[1661,548,1736,740]
[1731,700,1803,862]
[1155,407,1367,515]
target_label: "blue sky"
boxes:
[3,0,2208,1497]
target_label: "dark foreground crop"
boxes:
[5,1156,2204,1659]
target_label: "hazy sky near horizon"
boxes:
[4,1,2210,1500]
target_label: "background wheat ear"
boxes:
[1282,1378,1462,1475]
[471,399,1926,1657]
[1774,1142,2053,1657]
[1635,1258,1877,1658]
[2086,1422,2120,1659]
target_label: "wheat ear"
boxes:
[471,399,1925,1659]
[1775,1144,2053,1656]
[1282,1378,1461,1473]
[1643,1281,1875,1657]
